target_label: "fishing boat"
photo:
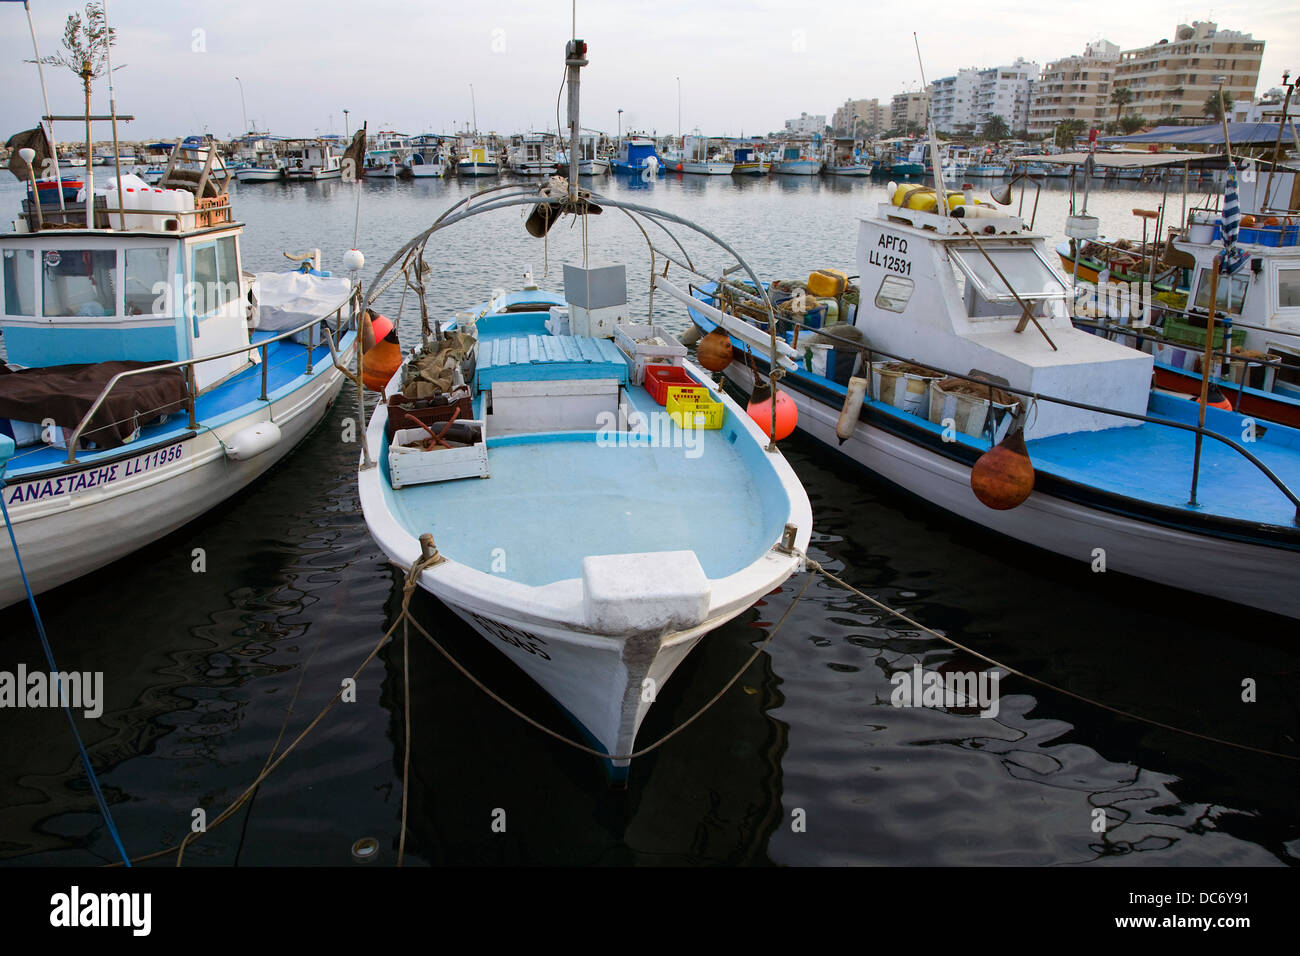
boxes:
[823,136,871,176]
[506,133,559,177]
[234,145,287,182]
[556,132,608,176]
[455,135,500,177]
[356,39,811,783]
[406,134,448,178]
[609,135,663,175]
[284,138,343,180]
[363,131,410,179]
[685,177,1300,620]
[730,145,769,176]
[679,134,733,175]
[1027,148,1300,428]
[0,133,362,609]
[771,141,822,176]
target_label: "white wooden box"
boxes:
[389,419,489,488]
[613,323,687,384]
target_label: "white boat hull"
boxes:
[772,160,822,176]
[680,162,734,175]
[408,164,445,178]
[577,159,609,175]
[235,167,284,182]
[725,361,1300,620]
[1,343,356,608]
[457,162,499,177]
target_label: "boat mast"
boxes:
[103,0,126,229]
[18,0,65,212]
[913,34,949,216]
[565,35,587,201]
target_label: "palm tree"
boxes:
[1055,119,1086,149]
[1205,90,1234,121]
[982,114,1009,143]
[1110,86,1133,126]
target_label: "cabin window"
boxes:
[875,275,914,313]
[42,249,117,317]
[950,246,1067,302]
[1278,268,1300,309]
[3,249,35,316]
[124,247,170,316]
[1191,267,1248,315]
[190,236,239,319]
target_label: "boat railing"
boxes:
[700,283,1300,522]
[61,285,361,464]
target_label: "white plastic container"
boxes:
[389,420,489,487]
[870,360,943,418]
[613,322,687,384]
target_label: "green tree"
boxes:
[1110,86,1134,126]
[1119,114,1147,134]
[982,114,1009,142]
[1054,119,1086,149]
[1204,90,1234,121]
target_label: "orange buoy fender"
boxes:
[696,326,734,373]
[362,326,403,392]
[970,425,1035,510]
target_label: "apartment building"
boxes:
[1111,21,1264,121]
[1027,40,1120,136]
[891,91,928,131]
[832,98,888,137]
[929,59,1038,133]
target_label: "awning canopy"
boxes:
[1015,150,1221,168]
[1100,122,1299,145]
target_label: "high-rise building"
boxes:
[832,98,887,137]
[890,92,928,131]
[1028,40,1121,137]
[1111,21,1264,122]
[929,59,1038,133]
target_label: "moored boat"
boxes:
[356,39,811,783]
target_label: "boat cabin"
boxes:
[857,200,1152,439]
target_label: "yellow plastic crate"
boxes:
[666,386,724,429]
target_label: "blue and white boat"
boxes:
[687,188,1300,620]
[771,141,822,176]
[357,40,811,782]
[608,135,663,175]
[0,137,360,608]
[406,134,448,178]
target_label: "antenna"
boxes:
[913,33,950,217]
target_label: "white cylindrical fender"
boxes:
[836,376,867,444]
[225,421,282,461]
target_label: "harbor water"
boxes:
[1,172,1296,866]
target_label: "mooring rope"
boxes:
[1,490,132,867]
[796,549,1299,762]
[106,549,442,866]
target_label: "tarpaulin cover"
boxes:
[1100,122,1299,145]
[0,360,188,449]
[251,271,352,332]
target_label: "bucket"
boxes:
[1187,222,1215,243]
[926,378,1019,442]
[871,361,943,418]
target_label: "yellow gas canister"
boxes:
[807,268,848,298]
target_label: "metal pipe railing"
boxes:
[62,286,359,462]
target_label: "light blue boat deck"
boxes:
[1026,393,1300,528]
[382,308,790,587]
[4,332,352,478]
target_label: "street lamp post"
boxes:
[618,108,623,144]
[343,109,350,138]
[235,75,248,133]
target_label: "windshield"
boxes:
[950,245,1068,302]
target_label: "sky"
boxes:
[1,0,1296,142]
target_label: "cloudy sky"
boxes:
[1,0,1296,141]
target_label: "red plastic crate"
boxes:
[643,364,701,405]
